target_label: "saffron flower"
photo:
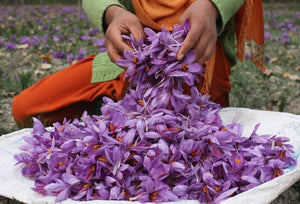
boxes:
[14,19,296,204]
[5,42,17,50]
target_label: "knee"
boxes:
[12,94,32,128]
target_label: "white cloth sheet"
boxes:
[0,108,299,204]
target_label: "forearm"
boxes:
[82,0,124,33]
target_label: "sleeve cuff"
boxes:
[91,52,125,83]
[82,0,124,34]
[210,0,244,35]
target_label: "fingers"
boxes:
[194,29,217,64]
[195,37,216,65]
[105,21,142,62]
[193,35,208,63]
[177,19,202,61]
[104,8,144,62]
[176,0,219,64]
[177,17,217,64]
[105,40,120,63]
[128,22,144,42]
[106,28,132,62]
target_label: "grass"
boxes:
[229,3,300,115]
[0,2,299,203]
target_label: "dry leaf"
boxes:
[23,54,33,63]
[288,74,299,81]
[283,72,289,78]
[269,57,278,63]
[263,68,273,76]
[34,70,46,76]
[286,54,294,60]
[3,92,17,97]
[72,59,78,65]
[272,65,283,74]
[17,44,29,49]
[289,31,295,36]
[294,66,300,71]
[41,55,51,63]
[283,72,300,81]
[287,82,295,87]
[40,63,52,70]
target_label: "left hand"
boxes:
[177,0,219,65]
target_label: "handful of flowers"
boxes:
[14,20,296,203]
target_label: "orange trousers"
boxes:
[12,42,231,128]
[12,55,129,127]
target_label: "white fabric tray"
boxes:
[0,108,299,204]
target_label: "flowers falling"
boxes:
[14,20,296,203]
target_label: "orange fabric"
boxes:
[182,38,231,106]
[235,0,265,71]
[132,0,265,98]
[208,39,232,103]
[132,0,195,31]
[12,55,128,127]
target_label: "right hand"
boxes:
[105,5,144,64]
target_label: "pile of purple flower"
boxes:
[14,20,296,203]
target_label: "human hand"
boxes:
[105,5,144,64]
[177,0,219,65]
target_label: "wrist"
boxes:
[105,5,125,26]
[208,0,220,21]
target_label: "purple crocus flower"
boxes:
[44,172,80,202]
[1,70,8,78]
[99,48,107,53]
[66,53,74,63]
[13,76,20,82]
[41,24,49,30]
[93,38,105,47]
[135,177,178,202]
[20,36,30,44]
[53,35,62,42]
[40,34,48,43]
[0,37,5,47]
[14,19,297,204]
[264,32,273,39]
[42,44,50,50]
[10,35,17,41]
[54,25,61,33]
[67,37,75,42]
[29,35,40,47]
[281,32,290,38]
[54,51,65,59]
[81,35,92,41]
[89,27,99,36]
[77,48,87,61]
[5,42,17,50]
